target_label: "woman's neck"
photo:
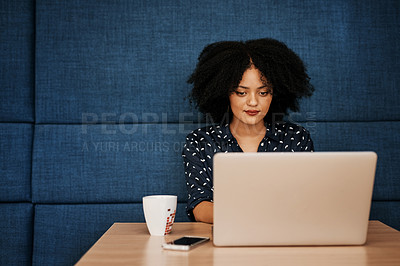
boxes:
[229,120,266,138]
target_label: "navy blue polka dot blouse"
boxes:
[182,122,314,221]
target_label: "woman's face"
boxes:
[229,67,273,129]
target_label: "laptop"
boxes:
[213,152,377,246]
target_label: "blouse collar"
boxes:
[217,123,280,144]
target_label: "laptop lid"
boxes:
[213,152,377,246]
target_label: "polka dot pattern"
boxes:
[182,122,314,221]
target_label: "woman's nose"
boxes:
[247,93,258,106]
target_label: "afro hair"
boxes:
[188,38,314,124]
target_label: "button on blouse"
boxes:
[182,122,314,221]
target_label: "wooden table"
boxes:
[76,221,400,265]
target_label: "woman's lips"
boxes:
[245,110,260,116]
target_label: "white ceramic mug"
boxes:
[142,195,177,236]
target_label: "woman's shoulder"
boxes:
[185,124,228,140]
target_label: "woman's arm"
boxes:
[182,130,214,222]
[193,201,213,224]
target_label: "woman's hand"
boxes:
[193,201,213,224]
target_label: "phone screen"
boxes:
[171,237,207,246]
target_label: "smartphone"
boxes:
[162,236,210,251]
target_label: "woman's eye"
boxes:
[260,90,273,96]
[235,91,246,96]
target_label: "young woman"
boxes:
[182,38,314,223]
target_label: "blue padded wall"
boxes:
[31,122,400,204]
[35,0,198,123]
[0,123,33,202]
[0,204,33,266]
[32,124,191,203]
[370,201,400,231]
[35,0,400,124]
[309,121,400,200]
[0,1,34,265]
[33,203,189,265]
[0,0,34,122]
